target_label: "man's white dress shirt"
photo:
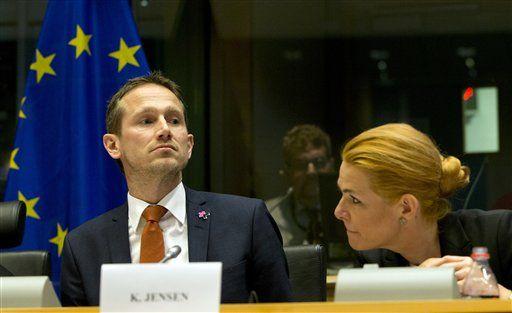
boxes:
[127,182,189,263]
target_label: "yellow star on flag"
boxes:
[49,223,68,256]
[18,191,40,220]
[108,38,141,72]
[68,25,92,59]
[10,148,20,170]
[30,49,57,83]
[19,97,27,119]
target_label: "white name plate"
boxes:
[0,276,60,307]
[335,266,459,301]
[100,263,222,312]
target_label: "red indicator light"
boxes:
[463,87,474,101]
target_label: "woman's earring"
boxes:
[399,217,407,226]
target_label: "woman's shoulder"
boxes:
[447,209,512,225]
[440,209,512,245]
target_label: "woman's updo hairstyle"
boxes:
[342,123,470,221]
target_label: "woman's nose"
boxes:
[334,200,349,221]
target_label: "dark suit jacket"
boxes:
[357,209,512,290]
[61,187,292,306]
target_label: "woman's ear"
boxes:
[399,194,420,221]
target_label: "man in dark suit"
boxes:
[61,72,292,306]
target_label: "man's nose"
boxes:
[306,162,318,175]
[156,117,171,140]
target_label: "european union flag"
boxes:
[4,0,150,284]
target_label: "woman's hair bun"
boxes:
[439,156,470,197]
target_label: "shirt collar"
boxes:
[128,182,187,230]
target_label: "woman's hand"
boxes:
[419,255,473,291]
[498,284,512,300]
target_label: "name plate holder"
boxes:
[0,276,60,307]
[100,263,222,312]
[334,265,460,301]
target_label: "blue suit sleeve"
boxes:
[60,235,89,306]
[250,200,292,302]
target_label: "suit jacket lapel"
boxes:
[105,203,132,263]
[438,212,473,256]
[185,187,210,262]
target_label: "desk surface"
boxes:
[2,300,511,313]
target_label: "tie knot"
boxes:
[143,205,167,223]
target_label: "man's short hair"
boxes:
[282,124,332,167]
[105,71,187,135]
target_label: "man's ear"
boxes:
[186,133,194,159]
[399,194,420,221]
[103,134,121,159]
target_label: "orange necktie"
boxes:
[140,205,167,263]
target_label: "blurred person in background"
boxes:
[266,124,334,246]
[334,123,512,299]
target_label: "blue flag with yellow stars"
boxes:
[4,0,150,285]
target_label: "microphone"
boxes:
[247,290,259,303]
[159,245,182,263]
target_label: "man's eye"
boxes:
[170,118,180,125]
[141,119,153,125]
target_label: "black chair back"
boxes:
[0,201,26,248]
[0,201,51,277]
[0,251,51,276]
[284,244,326,302]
